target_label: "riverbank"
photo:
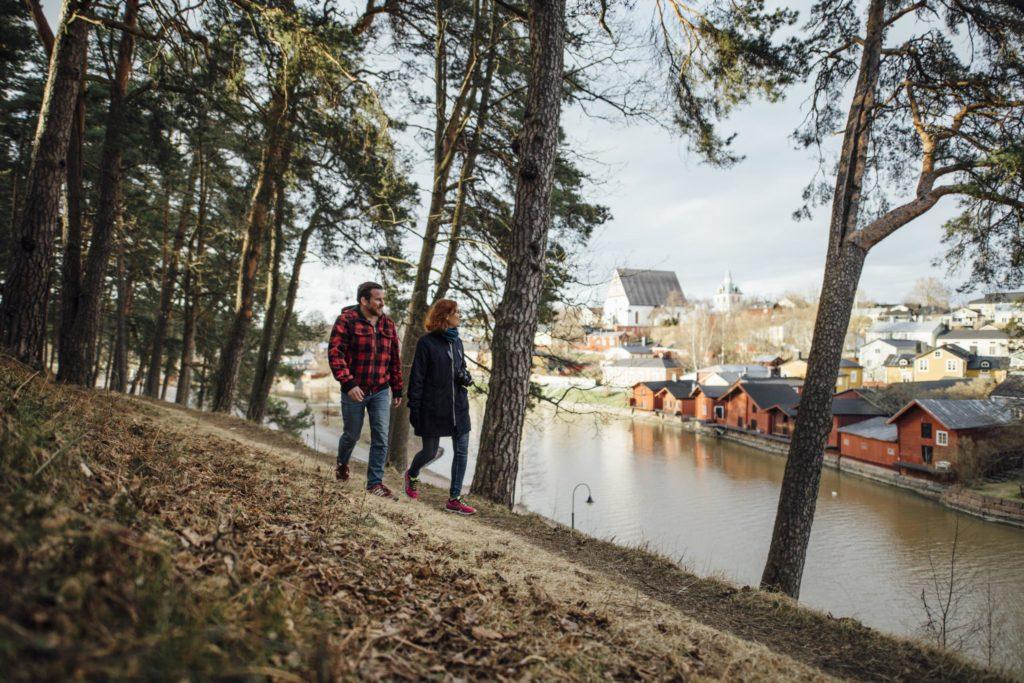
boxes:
[2,357,1010,682]
[695,421,1024,528]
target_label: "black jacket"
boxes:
[407,331,472,438]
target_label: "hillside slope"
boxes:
[0,358,1007,681]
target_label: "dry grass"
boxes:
[1,357,835,681]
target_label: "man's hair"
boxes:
[357,281,384,304]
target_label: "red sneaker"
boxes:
[404,470,420,499]
[445,497,476,515]
[368,483,394,498]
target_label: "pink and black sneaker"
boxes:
[445,497,476,516]
[404,470,420,499]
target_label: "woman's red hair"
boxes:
[424,299,458,332]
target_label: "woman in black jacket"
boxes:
[404,299,476,515]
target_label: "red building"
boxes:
[692,384,728,422]
[716,381,801,435]
[838,416,899,468]
[656,381,697,417]
[827,399,889,449]
[887,398,1021,479]
[630,381,671,411]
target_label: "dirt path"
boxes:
[138,396,1009,683]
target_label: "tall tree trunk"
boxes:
[760,0,884,599]
[472,0,565,506]
[160,350,174,400]
[434,2,497,302]
[388,0,483,469]
[110,245,132,392]
[248,210,318,423]
[212,86,290,413]
[58,0,139,384]
[247,181,287,422]
[177,150,208,407]
[0,0,92,368]
[145,150,199,397]
[58,84,86,375]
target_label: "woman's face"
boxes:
[447,306,461,328]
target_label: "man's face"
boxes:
[362,288,385,316]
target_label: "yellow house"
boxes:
[911,345,1009,383]
[836,359,864,392]
[779,358,807,379]
[883,354,916,383]
[779,356,863,391]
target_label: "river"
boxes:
[288,395,1024,674]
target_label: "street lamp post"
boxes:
[571,482,594,531]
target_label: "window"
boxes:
[918,359,929,371]
[843,437,849,446]
[934,350,942,358]
[887,447,895,456]
[714,405,724,419]
[936,430,948,446]
[922,445,934,464]
[702,404,708,416]
[921,422,933,439]
[851,371,858,382]
[946,360,957,372]
[861,443,867,450]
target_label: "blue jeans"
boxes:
[409,431,470,499]
[337,387,391,488]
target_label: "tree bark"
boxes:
[0,0,92,368]
[248,210,318,423]
[212,86,291,413]
[388,0,483,469]
[246,178,288,422]
[109,245,132,392]
[472,0,565,507]
[58,83,86,377]
[58,0,139,385]
[760,0,884,599]
[145,149,199,397]
[177,149,208,407]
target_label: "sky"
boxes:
[38,0,972,322]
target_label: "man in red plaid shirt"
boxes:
[328,281,403,496]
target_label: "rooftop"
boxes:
[838,416,898,442]
[938,329,1009,340]
[830,398,889,416]
[889,399,1021,430]
[609,357,681,369]
[992,375,1024,398]
[731,381,801,411]
[613,269,685,308]
[882,353,916,367]
[656,380,697,398]
[967,291,1024,305]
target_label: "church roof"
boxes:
[613,269,684,307]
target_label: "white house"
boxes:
[935,328,1010,357]
[603,268,685,327]
[967,291,1024,321]
[857,338,928,381]
[865,320,945,348]
[992,303,1024,327]
[601,357,682,388]
[943,306,982,329]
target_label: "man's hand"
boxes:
[347,386,365,402]
[392,397,403,408]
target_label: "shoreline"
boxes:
[558,397,1024,529]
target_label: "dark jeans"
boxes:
[337,387,391,488]
[409,431,470,499]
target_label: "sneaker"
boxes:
[336,463,350,481]
[445,497,476,515]
[404,470,419,499]
[368,483,393,498]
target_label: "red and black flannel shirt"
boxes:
[328,305,403,397]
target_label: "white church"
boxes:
[603,268,685,327]
[713,271,743,313]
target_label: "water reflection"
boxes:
[431,403,1024,673]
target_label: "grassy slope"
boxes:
[0,358,1009,681]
